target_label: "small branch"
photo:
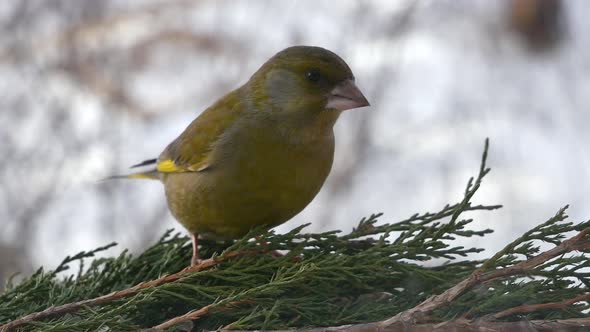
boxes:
[480,205,569,271]
[147,301,242,331]
[492,292,590,320]
[0,251,247,331]
[150,303,215,331]
[380,228,590,326]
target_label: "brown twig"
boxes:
[380,228,590,326]
[492,292,590,319]
[146,300,243,331]
[0,251,247,331]
[150,303,215,331]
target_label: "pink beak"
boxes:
[326,79,370,111]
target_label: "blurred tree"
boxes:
[509,0,565,50]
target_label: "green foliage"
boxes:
[0,205,498,330]
[2,141,590,331]
[438,206,590,321]
[0,207,494,331]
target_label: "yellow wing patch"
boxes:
[156,159,209,173]
[157,160,182,173]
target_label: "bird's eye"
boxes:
[306,69,321,82]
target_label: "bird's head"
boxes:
[247,46,370,117]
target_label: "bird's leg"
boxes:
[191,233,201,266]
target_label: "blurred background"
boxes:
[2,0,589,284]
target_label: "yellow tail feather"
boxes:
[102,170,160,181]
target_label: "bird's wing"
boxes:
[156,90,245,173]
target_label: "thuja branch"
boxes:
[0,251,248,331]
[491,292,590,320]
[380,226,590,326]
[481,205,573,270]
[147,301,244,331]
[226,227,590,332]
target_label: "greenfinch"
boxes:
[118,46,369,265]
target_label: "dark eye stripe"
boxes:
[306,69,321,82]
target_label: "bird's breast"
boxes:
[219,123,335,199]
[210,117,335,222]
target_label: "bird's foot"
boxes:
[191,255,203,266]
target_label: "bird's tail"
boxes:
[103,158,160,181]
[104,170,160,180]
